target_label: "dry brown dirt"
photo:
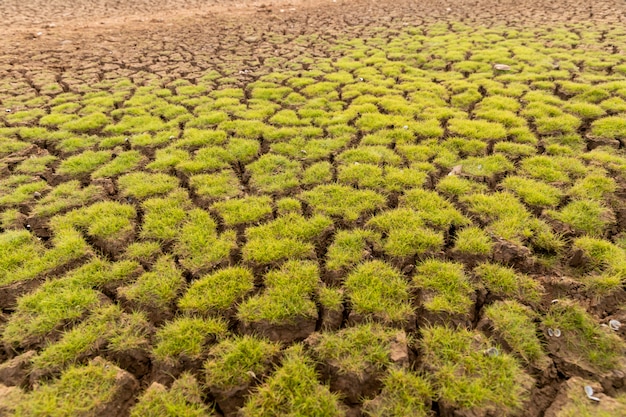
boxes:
[1,0,624,89]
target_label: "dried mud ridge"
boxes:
[2,0,626,416]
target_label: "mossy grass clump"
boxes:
[326,229,382,273]
[240,344,345,417]
[118,172,179,199]
[453,226,493,257]
[237,261,319,338]
[483,300,546,364]
[337,146,402,166]
[420,325,531,414]
[344,260,414,325]
[447,118,507,142]
[117,255,185,321]
[123,241,162,266]
[276,197,302,215]
[242,213,332,265]
[31,304,150,374]
[175,146,232,174]
[14,154,57,174]
[204,335,281,397]
[301,161,333,186]
[0,229,45,283]
[571,237,626,295]
[0,178,48,207]
[460,191,562,252]
[91,150,145,179]
[189,170,242,201]
[140,190,191,241]
[501,176,563,208]
[61,112,110,132]
[362,368,433,417]
[178,267,255,316]
[400,188,469,230]
[308,323,409,402]
[436,175,488,197]
[366,208,444,259]
[14,357,138,417]
[0,226,91,287]
[474,262,542,303]
[413,260,475,320]
[590,116,626,141]
[173,209,236,274]
[520,156,571,183]
[246,154,301,194]
[338,163,385,189]
[130,373,213,417]
[146,147,189,171]
[2,278,102,348]
[56,150,111,177]
[460,154,514,179]
[543,300,624,373]
[152,316,228,364]
[547,200,614,237]
[568,172,616,201]
[211,196,273,227]
[50,201,136,254]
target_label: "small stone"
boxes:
[403,125,409,129]
[493,64,511,71]
[485,347,499,357]
[359,77,364,81]
[33,191,41,199]
[448,165,463,176]
[609,319,621,331]
[5,109,11,113]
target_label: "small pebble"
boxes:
[33,191,41,199]
[359,77,364,81]
[493,64,511,71]
[403,125,409,129]
[485,347,499,357]
[5,109,11,113]
[609,319,621,331]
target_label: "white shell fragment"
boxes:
[584,385,601,402]
[493,64,511,71]
[547,328,561,337]
[485,347,499,357]
[609,319,621,331]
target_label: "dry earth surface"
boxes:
[2,0,626,416]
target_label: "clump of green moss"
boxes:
[241,345,345,417]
